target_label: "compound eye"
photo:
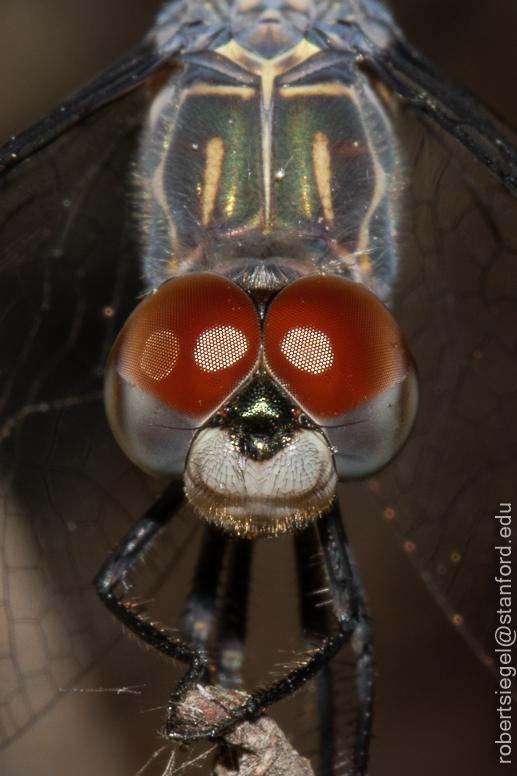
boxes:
[104,274,260,477]
[263,275,413,424]
[109,273,260,420]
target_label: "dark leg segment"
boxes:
[183,529,253,689]
[93,480,206,686]
[295,526,335,776]
[216,538,253,688]
[183,524,229,657]
[349,566,374,773]
[317,504,374,775]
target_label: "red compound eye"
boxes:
[111,273,260,421]
[263,275,412,424]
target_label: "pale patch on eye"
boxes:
[140,330,179,380]
[194,326,248,372]
[280,327,333,374]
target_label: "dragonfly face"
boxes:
[0,2,515,776]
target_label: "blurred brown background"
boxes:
[0,2,515,775]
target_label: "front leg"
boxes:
[93,480,207,686]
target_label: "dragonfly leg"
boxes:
[94,483,255,738]
[317,504,374,775]
[94,486,370,772]
[167,502,363,754]
[183,524,229,662]
[183,527,253,689]
[295,525,336,776]
[215,538,253,688]
[93,480,207,687]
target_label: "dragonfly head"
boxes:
[104,270,418,537]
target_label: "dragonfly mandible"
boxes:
[0,1,512,776]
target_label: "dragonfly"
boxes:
[0,2,515,775]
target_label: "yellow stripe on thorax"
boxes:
[202,137,225,226]
[312,131,334,225]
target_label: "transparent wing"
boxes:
[359,38,517,666]
[0,86,171,748]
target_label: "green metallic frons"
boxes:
[225,377,296,462]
